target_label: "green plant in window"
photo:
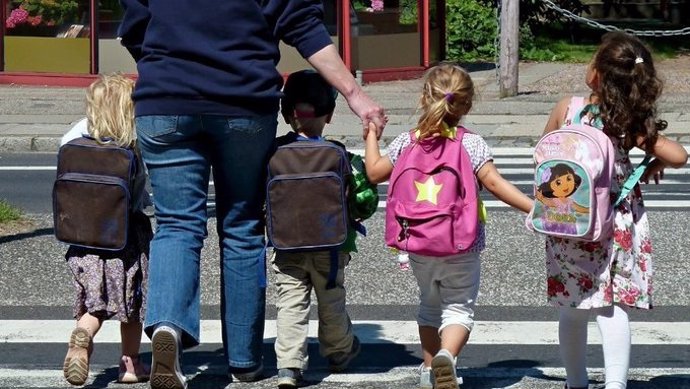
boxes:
[352,0,368,11]
[399,0,416,25]
[5,0,79,29]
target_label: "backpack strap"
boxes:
[564,96,586,125]
[614,155,652,206]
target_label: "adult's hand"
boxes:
[307,44,388,140]
[344,87,387,140]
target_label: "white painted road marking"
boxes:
[3,320,690,345]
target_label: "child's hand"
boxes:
[641,158,665,184]
[364,122,378,141]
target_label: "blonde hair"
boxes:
[417,64,474,140]
[86,74,136,147]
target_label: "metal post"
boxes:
[419,0,430,67]
[89,0,99,74]
[499,0,519,98]
[1,0,6,72]
[338,0,352,70]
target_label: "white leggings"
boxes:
[559,305,631,389]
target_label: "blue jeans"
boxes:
[135,114,276,370]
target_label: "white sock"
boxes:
[559,307,590,388]
[595,305,630,389]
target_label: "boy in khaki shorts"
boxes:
[270,70,375,388]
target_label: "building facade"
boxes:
[1,0,445,85]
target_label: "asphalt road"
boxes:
[1,150,690,388]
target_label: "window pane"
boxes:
[349,0,421,70]
[5,0,88,37]
[4,0,91,73]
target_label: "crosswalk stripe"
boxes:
[1,366,689,384]
[493,167,689,175]
[348,146,690,157]
[3,320,690,345]
[0,166,56,170]
[376,200,690,209]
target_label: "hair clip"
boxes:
[444,92,454,103]
[634,57,644,64]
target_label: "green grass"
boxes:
[0,199,22,223]
[523,24,689,63]
[522,37,598,63]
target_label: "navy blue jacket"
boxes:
[118,0,333,117]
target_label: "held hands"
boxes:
[345,88,388,140]
[640,158,666,185]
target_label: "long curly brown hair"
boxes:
[590,31,667,151]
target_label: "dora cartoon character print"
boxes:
[534,163,589,236]
[527,96,617,242]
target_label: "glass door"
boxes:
[348,0,422,70]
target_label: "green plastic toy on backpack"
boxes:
[348,153,378,222]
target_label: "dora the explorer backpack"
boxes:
[385,127,479,256]
[53,135,139,251]
[526,96,650,241]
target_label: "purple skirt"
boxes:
[66,212,152,323]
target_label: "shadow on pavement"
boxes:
[85,366,120,388]
[630,374,690,388]
[461,359,563,389]
[0,227,53,244]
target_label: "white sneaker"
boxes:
[419,363,433,389]
[431,349,459,389]
[150,325,187,389]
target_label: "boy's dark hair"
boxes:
[281,70,337,119]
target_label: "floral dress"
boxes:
[545,104,653,310]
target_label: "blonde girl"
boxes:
[364,64,532,389]
[61,74,151,385]
[542,32,687,389]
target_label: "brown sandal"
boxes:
[63,327,92,385]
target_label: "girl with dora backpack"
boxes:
[540,32,687,389]
[364,64,532,389]
[58,74,152,386]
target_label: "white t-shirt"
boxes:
[60,118,88,146]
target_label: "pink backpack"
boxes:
[385,127,479,256]
[526,97,616,241]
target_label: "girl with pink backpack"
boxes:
[541,32,687,389]
[364,64,532,389]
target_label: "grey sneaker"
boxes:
[328,336,361,372]
[229,362,263,382]
[277,368,302,388]
[431,349,459,389]
[150,325,187,389]
[419,363,433,389]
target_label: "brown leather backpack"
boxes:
[53,136,138,251]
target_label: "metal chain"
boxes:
[541,0,690,37]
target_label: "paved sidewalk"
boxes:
[0,61,688,152]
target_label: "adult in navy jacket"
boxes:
[118,1,387,388]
